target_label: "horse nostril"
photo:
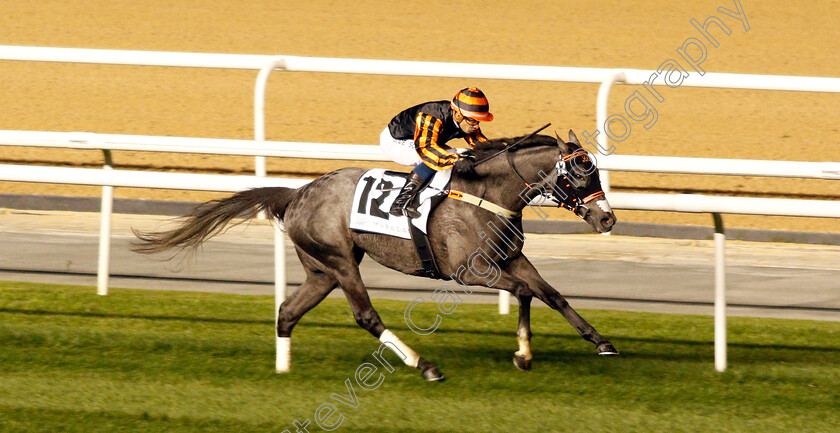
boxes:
[601,217,613,228]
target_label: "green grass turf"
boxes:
[0,281,838,433]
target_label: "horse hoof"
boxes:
[596,342,619,356]
[417,357,445,381]
[513,354,532,371]
[421,365,446,382]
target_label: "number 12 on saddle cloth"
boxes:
[349,169,452,239]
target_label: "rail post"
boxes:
[254,56,292,372]
[713,213,727,372]
[274,221,289,372]
[254,57,286,181]
[97,149,114,296]
[595,71,627,194]
[499,291,511,315]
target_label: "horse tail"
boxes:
[132,187,297,256]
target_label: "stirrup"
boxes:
[389,195,412,217]
[403,203,421,219]
[389,199,409,217]
[390,200,420,219]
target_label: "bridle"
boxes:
[466,124,605,220]
[553,149,605,219]
[503,130,603,220]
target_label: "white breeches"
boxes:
[379,127,421,166]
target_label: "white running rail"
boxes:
[3,45,840,188]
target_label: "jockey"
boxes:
[380,87,494,218]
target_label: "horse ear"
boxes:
[568,129,581,146]
[555,131,573,154]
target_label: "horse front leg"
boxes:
[454,266,538,370]
[514,293,534,371]
[503,255,619,356]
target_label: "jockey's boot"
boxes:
[389,172,425,219]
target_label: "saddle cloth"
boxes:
[349,169,452,239]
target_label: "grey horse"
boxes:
[133,130,618,381]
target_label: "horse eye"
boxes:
[574,157,594,172]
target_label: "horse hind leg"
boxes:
[276,271,337,338]
[276,253,339,372]
[333,263,445,382]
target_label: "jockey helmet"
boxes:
[451,87,494,122]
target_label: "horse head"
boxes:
[550,130,617,233]
[468,130,616,233]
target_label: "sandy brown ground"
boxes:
[0,1,838,232]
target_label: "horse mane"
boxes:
[464,134,559,161]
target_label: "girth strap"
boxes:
[447,190,521,219]
[408,222,443,279]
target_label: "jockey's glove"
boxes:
[454,154,478,177]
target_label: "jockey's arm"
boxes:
[413,112,459,169]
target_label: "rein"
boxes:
[447,123,551,219]
[473,123,551,166]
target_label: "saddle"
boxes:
[349,169,451,278]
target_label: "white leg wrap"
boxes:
[379,329,421,368]
[276,337,291,373]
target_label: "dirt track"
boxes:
[0,1,838,232]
